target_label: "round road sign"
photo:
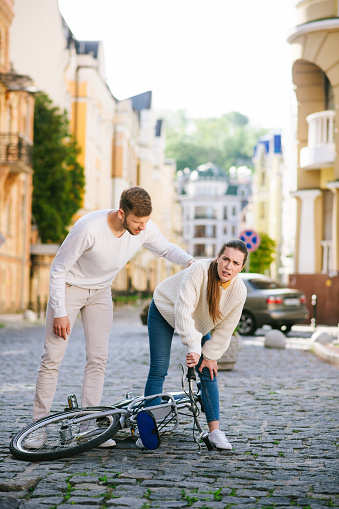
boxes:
[239,230,261,253]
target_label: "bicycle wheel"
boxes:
[10,408,121,461]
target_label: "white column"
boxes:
[293,189,321,274]
[327,181,339,276]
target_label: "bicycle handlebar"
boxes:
[186,366,196,380]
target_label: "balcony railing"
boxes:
[0,133,33,171]
[300,110,335,169]
[194,233,216,239]
[194,214,217,219]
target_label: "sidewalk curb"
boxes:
[311,342,339,366]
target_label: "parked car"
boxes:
[237,273,309,335]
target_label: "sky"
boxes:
[58,0,297,129]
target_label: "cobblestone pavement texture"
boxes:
[0,305,338,509]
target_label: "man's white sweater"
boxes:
[154,259,247,361]
[49,209,193,318]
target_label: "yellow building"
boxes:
[0,0,35,313]
[112,96,140,206]
[252,132,283,281]
[111,91,187,294]
[7,2,185,308]
[287,0,339,324]
[65,35,116,217]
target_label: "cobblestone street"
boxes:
[0,304,338,509]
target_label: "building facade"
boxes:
[0,0,35,313]
[287,0,339,324]
[177,163,251,259]
[112,92,186,294]
[10,0,70,113]
[65,36,116,217]
[252,132,285,280]
[6,1,185,311]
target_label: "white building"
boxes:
[177,162,251,258]
[10,0,70,112]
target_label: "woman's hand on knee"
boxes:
[186,352,200,367]
[199,358,218,380]
[53,316,70,340]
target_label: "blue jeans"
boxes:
[144,300,219,423]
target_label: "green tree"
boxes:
[163,110,266,172]
[32,93,85,243]
[249,233,276,273]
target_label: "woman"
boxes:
[144,239,248,450]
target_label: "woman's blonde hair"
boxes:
[207,240,248,323]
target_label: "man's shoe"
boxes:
[97,438,116,448]
[209,429,232,450]
[78,423,116,447]
[25,428,47,449]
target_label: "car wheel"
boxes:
[272,324,292,334]
[238,310,257,335]
[281,324,292,333]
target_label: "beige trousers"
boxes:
[33,284,113,420]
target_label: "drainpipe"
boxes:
[20,172,28,311]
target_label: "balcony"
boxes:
[194,225,216,239]
[300,110,335,170]
[0,133,33,173]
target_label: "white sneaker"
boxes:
[209,429,232,450]
[25,428,47,449]
[97,438,116,448]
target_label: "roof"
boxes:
[129,91,152,112]
[253,132,282,159]
[225,185,238,195]
[75,41,100,58]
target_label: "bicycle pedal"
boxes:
[67,394,78,409]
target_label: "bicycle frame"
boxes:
[10,365,213,462]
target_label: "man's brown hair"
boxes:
[119,187,152,217]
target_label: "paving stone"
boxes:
[0,311,338,508]
[64,495,104,504]
[0,496,20,509]
[106,496,145,507]
[31,496,65,505]
[118,469,154,481]
[56,506,104,509]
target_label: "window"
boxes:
[249,278,285,290]
[223,206,228,220]
[193,244,216,257]
[194,244,206,257]
[194,225,216,238]
[320,241,332,274]
[194,206,216,219]
[6,200,12,236]
[206,225,216,238]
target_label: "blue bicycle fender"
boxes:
[136,410,160,450]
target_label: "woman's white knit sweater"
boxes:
[154,259,247,361]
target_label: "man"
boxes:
[27,187,195,449]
